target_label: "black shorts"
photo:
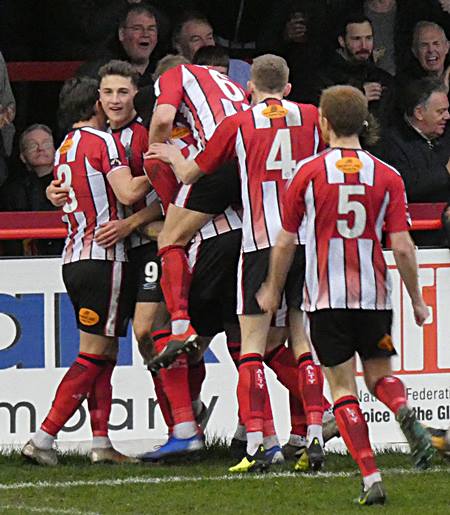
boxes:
[237,245,306,325]
[127,242,163,303]
[188,229,241,336]
[62,260,135,337]
[174,160,241,215]
[308,309,396,367]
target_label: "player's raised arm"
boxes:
[147,142,202,184]
[148,104,177,144]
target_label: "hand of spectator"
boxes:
[284,13,308,44]
[443,65,450,90]
[363,82,383,102]
[412,299,430,327]
[256,282,280,314]
[438,0,450,14]
[145,142,180,164]
[95,219,132,248]
[46,179,69,207]
[446,157,450,175]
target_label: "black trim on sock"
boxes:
[297,353,313,366]
[264,344,284,364]
[333,397,359,412]
[78,353,107,366]
[239,355,263,366]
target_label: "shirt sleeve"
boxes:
[154,65,183,109]
[282,172,308,233]
[101,134,128,175]
[194,115,238,174]
[384,171,411,233]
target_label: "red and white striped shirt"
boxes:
[155,64,249,149]
[283,148,410,312]
[54,127,128,264]
[109,116,157,248]
[195,98,324,252]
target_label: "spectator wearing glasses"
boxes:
[0,124,64,255]
[78,3,159,87]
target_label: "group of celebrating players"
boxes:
[19,48,443,505]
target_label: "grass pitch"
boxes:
[0,447,449,514]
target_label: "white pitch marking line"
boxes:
[0,505,99,515]
[0,466,447,491]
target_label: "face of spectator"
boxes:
[415,91,450,138]
[177,21,215,61]
[413,27,449,75]
[20,129,55,173]
[99,75,137,129]
[119,11,158,65]
[339,22,374,63]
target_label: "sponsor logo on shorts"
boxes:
[335,157,363,174]
[262,104,288,119]
[78,308,100,326]
[378,334,394,352]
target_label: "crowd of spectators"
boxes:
[0,0,450,253]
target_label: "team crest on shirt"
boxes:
[110,158,122,167]
[336,157,363,174]
[78,308,100,326]
[262,104,288,119]
[378,334,394,352]
[59,139,73,154]
[171,126,191,139]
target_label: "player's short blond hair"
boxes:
[154,54,190,80]
[251,54,289,93]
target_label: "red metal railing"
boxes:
[0,203,445,240]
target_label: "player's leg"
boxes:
[359,310,434,469]
[22,261,136,466]
[309,309,385,505]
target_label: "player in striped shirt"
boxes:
[257,85,434,505]
[149,55,331,472]
[144,59,250,360]
[22,77,149,467]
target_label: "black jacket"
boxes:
[311,51,396,127]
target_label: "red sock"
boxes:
[41,353,109,436]
[227,341,241,369]
[189,358,206,401]
[152,371,174,432]
[159,353,195,425]
[290,392,307,437]
[265,344,299,394]
[143,158,179,213]
[237,354,267,433]
[374,376,407,415]
[263,387,276,438]
[298,353,324,426]
[334,395,379,479]
[88,359,116,437]
[158,245,192,322]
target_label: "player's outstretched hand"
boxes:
[95,219,131,248]
[145,143,181,164]
[256,282,280,313]
[46,179,69,207]
[412,299,430,327]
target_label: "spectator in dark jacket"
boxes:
[374,77,450,246]
[0,124,64,256]
[310,12,396,128]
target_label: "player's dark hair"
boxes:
[338,12,372,39]
[118,2,157,29]
[172,11,212,48]
[403,77,448,117]
[192,46,229,69]
[98,60,140,88]
[320,85,379,146]
[58,77,99,130]
[251,54,289,93]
